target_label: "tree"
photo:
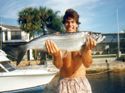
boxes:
[18,7,64,37]
[18,7,40,37]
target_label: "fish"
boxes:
[3,31,105,65]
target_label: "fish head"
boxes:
[89,33,106,43]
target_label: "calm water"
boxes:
[5,72,125,93]
[87,72,125,93]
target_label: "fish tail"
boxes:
[3,44,27,65]
[16,45,27,65]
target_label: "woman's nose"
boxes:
[68,22,72,26]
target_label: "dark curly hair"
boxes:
[62,9,80,24]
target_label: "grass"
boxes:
[93,54,116,58]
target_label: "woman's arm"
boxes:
[81,48,92,68]
[53,50,63,69]
[80,37,96,68]
[45,40,63,69]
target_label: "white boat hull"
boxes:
[0,69,56,92]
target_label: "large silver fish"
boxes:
[27,32,104,51]
[4,31,105,64]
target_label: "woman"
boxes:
[45,9,96,93]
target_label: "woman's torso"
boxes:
[60,51,86,78]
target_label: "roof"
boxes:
[0,24,21,31]
[102,33,125,43]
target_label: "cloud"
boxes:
[45,0,100,13]
[0,0,102,31]
[0,0,100,18]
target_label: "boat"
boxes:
[0,49,10,62]
[0,49,56,92]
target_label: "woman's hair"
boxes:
[62,9,80,24]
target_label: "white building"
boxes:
[0,24,34,61]
[0,24,29,43]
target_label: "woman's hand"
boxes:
[45,40,60,56]
[45,40,63,68]
[84,36,96,50]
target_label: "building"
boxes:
[0,24,34,61]
[0,24,30,43]
[94,32,125,54]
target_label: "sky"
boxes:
[0,0,125,33]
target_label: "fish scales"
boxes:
[27,32,87,51]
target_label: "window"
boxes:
[0,31,2,49]
[1,62,15,71]
[5,31,8,40]
[11,31,21,40]
[0,66,6,72]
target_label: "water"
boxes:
[87,72,125,93]
[3,86,44,93]
[4,72,125,93]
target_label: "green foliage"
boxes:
[18,7,41,36]
[18,7,64,37]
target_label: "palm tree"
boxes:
[39,7,64,35]
[18,7,64,37]
[18,7,41,37]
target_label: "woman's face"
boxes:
[64,17,78,32]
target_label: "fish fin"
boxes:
[96,35,106,44]
[91,33,106,44]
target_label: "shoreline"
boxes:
[86,59,125,75]
[11,57,125,73]
[87,58,125,73]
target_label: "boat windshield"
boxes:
[0,62,16,72]
[0,66,6,72]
